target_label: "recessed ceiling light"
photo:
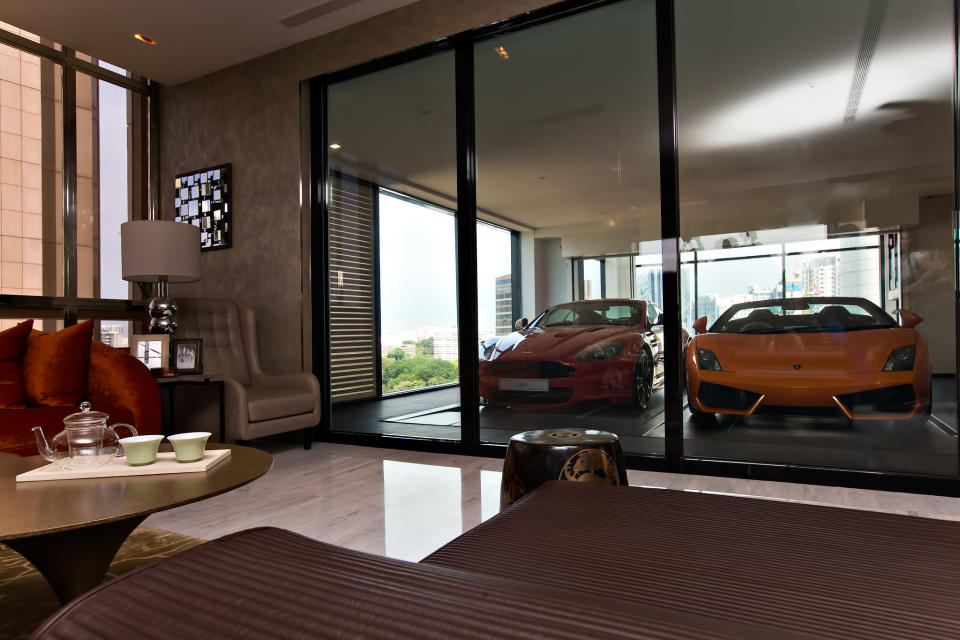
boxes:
[134,33,156,45]
[329,143,341,150]
[494,46,509,60]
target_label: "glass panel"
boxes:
[0,50,62,296]
[378,190,458,395]
[76,72,143,300]
[326,51,459,439]
[475,0,663,454]
[677,0,957,474]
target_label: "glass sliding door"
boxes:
[676,0,957,474]
[472,0,664,455]
[326,50,461,439]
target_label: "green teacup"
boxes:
[119,435,165,466]
[167,432,212,463]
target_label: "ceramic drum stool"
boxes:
[500,429,628,510]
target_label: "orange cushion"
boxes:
[23,319,94,407]
[0,319,33,408]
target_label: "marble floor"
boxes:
[147,441,960,563]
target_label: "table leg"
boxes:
[4,515,147,604]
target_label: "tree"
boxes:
[380,354,459,393]
[416,337,434,357]
[387,348,405,361]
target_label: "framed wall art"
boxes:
[174,163,232,251]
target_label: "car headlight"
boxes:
[575,341,623,361]
[696,348,722,371]
[882,345,915,371]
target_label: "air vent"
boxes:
[844,0,888,122]
[279,0,366,28]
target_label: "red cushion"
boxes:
[0,320,33,408]
[23,320,94,407]
[0,404,138,456]
[0,405,76,456]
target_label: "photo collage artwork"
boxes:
[174,163,232,250]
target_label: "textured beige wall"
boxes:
[160,0,557,373]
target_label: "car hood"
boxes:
[693,328,917,374]
[490,325,637,361]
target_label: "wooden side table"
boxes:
[500,429,628,510]
[156,375,226,442]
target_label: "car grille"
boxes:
[698,382,762,411]
[835,385,917,414]
[495,389,575,405]
[485,361,575,378]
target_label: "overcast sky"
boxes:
[379,193,511,334]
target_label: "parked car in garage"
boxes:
[479,299,669,409]
[685,296,931,420]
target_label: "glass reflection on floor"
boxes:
[382,461,502,562]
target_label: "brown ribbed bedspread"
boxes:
[30,526,808,640]
[423,481,960,640]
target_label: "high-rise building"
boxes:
[636,267,663,307]
[799,256,839,296]
[495,274,512,335]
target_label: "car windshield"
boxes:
[712,298,898,334]
[536,302,643,327]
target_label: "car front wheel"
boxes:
[634,350,653,409]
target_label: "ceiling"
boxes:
[327,0,954,246]
[0,0,420,85]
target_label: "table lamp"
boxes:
[121,220,201,334]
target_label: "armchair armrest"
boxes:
[250,371,321,393]
[221,377,251,440]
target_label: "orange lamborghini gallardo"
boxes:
[685,297,931,420]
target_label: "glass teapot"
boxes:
[32,402,138,469]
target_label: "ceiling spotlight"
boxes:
[494,46,509,60]
[329,143,341,150]
[134,33,156,45]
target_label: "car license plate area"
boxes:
[499,378,549,392]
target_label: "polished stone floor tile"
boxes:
[147,442,960,562]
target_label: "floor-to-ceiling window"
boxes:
[313,0,960,488]
[472,0,664,454]
[0,25,150,340]
[325,49,462,439]
[676,0,956,475]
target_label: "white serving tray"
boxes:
[16,448,231,482]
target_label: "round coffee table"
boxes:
[0,443,272,603]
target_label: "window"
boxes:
[0,26,150,337]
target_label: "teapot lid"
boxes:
[63,401,110,427]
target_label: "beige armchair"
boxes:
[174,298,321,449]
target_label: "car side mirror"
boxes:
[654,313,664,326]
[515,317,529,330]
[693,316,708,335]
[899,309,923,329]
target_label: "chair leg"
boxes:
[301,427,312,450]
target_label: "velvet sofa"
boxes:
[0,321,161,457]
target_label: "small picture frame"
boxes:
[130,334,170,372]
[172,338,203,375]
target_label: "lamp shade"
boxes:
[121,220,201,283]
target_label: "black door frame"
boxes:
[306,0,960,496]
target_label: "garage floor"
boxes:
[331,377,958,476]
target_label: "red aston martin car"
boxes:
[479,299,667,409]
